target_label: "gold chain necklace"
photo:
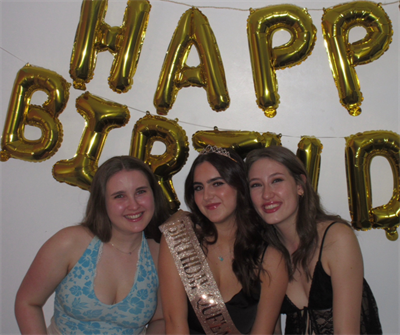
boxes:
[110,241,140,255]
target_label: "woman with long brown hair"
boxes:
[15,156,169,334]
[159,146,288,334]
[246,146,381,334]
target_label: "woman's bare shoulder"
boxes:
[52,225,93,243]
[318,220,354,241]
[30,226,95,275]
[43,225,94,257]
[320,222,360,264]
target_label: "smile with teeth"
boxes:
[205,203,220,210]
[124,212,143,220]
[262,202,280,212]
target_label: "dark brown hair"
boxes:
[184,148,266,296]
[81,156,169,243]
[246,146,346,280]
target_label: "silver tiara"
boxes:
[199,145,237,162]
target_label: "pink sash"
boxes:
[160,210,240,335]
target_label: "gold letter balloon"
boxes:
[297,137,323,191]
[1,64,70,162]
[154,7,230,115]
[52,92,130,190]
[345,130,399,241]
[70,0,151,93]
[321,1,393,116]
[192,129,282,159]
[247,4,317,118]
[130,114,189,213]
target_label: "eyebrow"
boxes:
[110,190,125,197]
[110,185,149,196]
[249,172,284,182]
[193,176,224,186]
[207,177,224,184]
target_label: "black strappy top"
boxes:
[280,222,382,335]
[187,286,260,334]
[187,244,267,334]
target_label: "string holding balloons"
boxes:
[1,1,398,241]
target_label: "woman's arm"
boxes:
[146,286,165,334]
[147,240,165,334]
[324,223,364,335]
[273,315,282,335]
[15,226,90,334]
[251,246,288,335]
[158,235,190,335]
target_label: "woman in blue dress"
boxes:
[15,156,170,334]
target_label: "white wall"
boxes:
[1,1,398,334]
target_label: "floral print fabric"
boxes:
[53,233,158,334]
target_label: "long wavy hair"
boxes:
[245,146,346,280]
[184,148,266,297]
[81,156,169,243]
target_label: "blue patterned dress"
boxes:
[52,233,158,334]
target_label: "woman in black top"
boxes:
[246,146,381,334]
[159,146,288,334]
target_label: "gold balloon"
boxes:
[321,1,393,116]
[70,0,151,93]
[261,132,283,149]
[345,130,399,241]
[192,129,282,159]
[247,4,317,117]
[296,137,323,191]
[154,7,229,115]
[1,64,70,162]
[130,114,189,213]
[52,92,130,190]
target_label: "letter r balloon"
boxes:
[130,114,189,213]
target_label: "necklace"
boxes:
[215,245,233,262]
[110,242,139,255]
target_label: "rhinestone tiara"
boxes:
[199,145,237,162]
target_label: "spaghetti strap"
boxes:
[318,222,337,261]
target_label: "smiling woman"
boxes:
[105,169,156,237]
[159,146,288,335]
[14,156,170,335]
[246,146,382,335]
